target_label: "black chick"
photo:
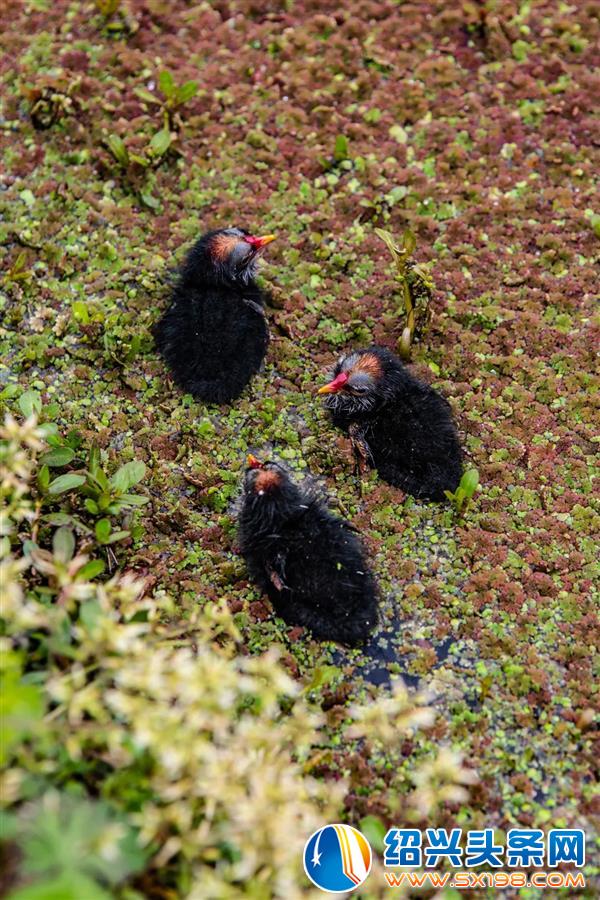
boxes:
[318,345,463,501]
[154,227,276,404]
[238,455,378,645]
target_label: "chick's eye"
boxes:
[350,384,369,395]
[230,241,251,264]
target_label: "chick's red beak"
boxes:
[245,234,276,249]
[317,372,349,395]
[247,454,264,469]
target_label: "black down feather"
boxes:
[322,345,463,501]
[238,460,379,645]
[154,228,270,404]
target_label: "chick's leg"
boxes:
[348,423,372,477]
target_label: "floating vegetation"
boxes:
[1,0,597,894]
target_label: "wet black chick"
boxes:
[154,227,276,404]
[238,456,378,645]
[319,346,463,501]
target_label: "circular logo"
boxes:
[303,823,372,893]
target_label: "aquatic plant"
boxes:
[444,468,480,516]
[375,228,433,359]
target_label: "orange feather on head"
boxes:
[353,353,383,379]
[254,469,282,492]
[211,233,240,261]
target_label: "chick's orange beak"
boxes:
[317,372,349,394]
[247,454,264,469]
[246,234,276,249]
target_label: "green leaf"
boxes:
[9,250,27,275]
[37,465,50,493]
[111,460,146,492]
[88,445,101,476]
[8,873,112,900]
[52,527,75,563]
[158,69,175,98]
[374,227,402,257]
[402,229,417,256]
[130,523,144,541]
[20,189,35,208]
[85,498,99,514]
[42,513,92,534]
[399,326,412,359]
[0,809,18,841]
[16,794,146,887]
[43,513,73,525]
[304,665,340,693]
[89,468,110,493]
[129,152,150,168]
[512,39,531,61]
[71,300,89,324]
[359,815,387,853]
[106,134,129,167]
[77,560,106,581]
[389,123,408,143]
[47,474,86,495]
[19,390,42,418]
[106,530,130,544]
[197,419,215,437]
[333,134,349,162]
[79,598,103,631]
[0,655,45,767]
[119,493,150,506]
[139,190,160,210]
[42,427,61,446]
[422,156,436,178]
[176,80,198,104]
[44,404,59,421]
[1,383,20,400]
[148,127,172,158]
[460,468,480,498]
[65,430,81,449]
[133,86,161,105]
[386,185,407,206]
[95,518,112,544]
[363,107,382,124]
[40,447,75,467]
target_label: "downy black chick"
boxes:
[238,455,378,645]
[318,346,463,501]
[154,227,276,404]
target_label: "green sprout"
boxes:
[104,128,172,210]
[105,127,173,171]
[134,70,199,130]
[24,404,150,550]
[94,0,121,17]
[375,227,434,359]
[104,70,198,209]
[444,468,480,515]
[93,0,137,36]
[333,134,350,163]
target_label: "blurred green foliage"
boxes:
[1,412,466,898]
